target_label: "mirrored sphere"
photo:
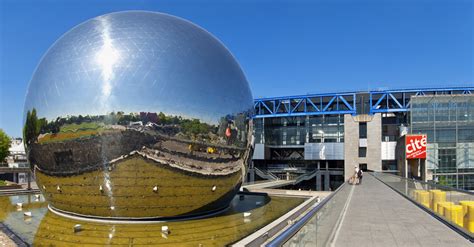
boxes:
[24,11,254,219]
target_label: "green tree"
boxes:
[37,117,48,134]
[158,112,166,124]
[182,119,210,138]
[0,129,11,163]
[23,108,39,144]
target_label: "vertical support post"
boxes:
[418,158,421,179]
[324,172,330,191]
[315,175,318,191]
[306,115,310,143]
[304,98,307,113]
[320,97,323,113]
[403,92,406,109]
[353,93,357,114]
[316,173,322,191]
[27,171,31,190]
[421,159,427,182]
[405,160,408,179]
[455,95,459,189]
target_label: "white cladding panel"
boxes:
[457,143,474,169]
[304,143,344,160]
[253,143,266,160]
[381,142,396,160]
[427,143,439,169]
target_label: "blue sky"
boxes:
[0,0,473,137]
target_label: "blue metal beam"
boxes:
[338,95,353,111]
[254,87,473,118]
[368,87,474,114]
[291,99,304,113]
[388,93,404,109]
[307,98,319,111]
[322,96,337,112]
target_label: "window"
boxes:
[358,147,367,157]
[359,122,367,138]
[382,160,397,171]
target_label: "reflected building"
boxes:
[24,11,254,218]
[2,138,29,183]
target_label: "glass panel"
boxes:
[410,95,474,190]
[284,183,351,246]
[373,172,474,238]
[262,115,345,146]
[359,122,367,138]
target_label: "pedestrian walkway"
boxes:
[333,174,472,247]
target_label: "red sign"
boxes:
[406,135,427,159]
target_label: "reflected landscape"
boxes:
[25,111,251,218]
[23,11,254,219]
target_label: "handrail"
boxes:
[267,171,279,180]
[293,170,318,185]
[372,172,474,242]
[0,223,28,246]
[374,171,474,196]
[254,167,278,180]
[266,181,348,246]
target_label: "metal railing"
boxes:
[373,172,474,241]
[254,167,279,180]
[267,181,351,246]
[293,170,318,185]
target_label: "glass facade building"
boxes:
[252,89,474,191]
[253,115,346,190]
[254,115,344,146]
[411,95,474,189]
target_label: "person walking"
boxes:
[357,168,364,185]
[352,166,359,185]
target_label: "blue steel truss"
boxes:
[254,93,356,118]
[369,87,474,114]
[254,87,473,118]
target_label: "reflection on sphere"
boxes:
[24,11,254,219]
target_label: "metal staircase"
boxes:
[254,167,279,180]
